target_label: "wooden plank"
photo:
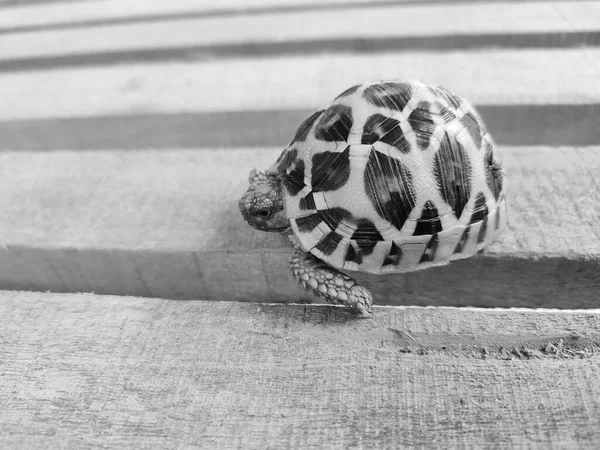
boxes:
[0,0,415,31]
[1,0,595,34]
[1,49,599,121]
[0,147,599,308]
[0,2,597,62]
[1,291,599,449]
[0,147,595,255]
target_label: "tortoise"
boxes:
[239,80,506,317]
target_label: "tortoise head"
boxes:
[239,176,289,232]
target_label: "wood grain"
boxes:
[0,0,429,31]
[1,0,587,32]
[0,147,599,308]
[1,49,599,121]
[1,291,599,449]
[1,0,599,447]
[1,2,597,62]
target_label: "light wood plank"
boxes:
[1,291,599,449]
[0,147,599,307]
[0,147,595,255]
[1,0,595,32]
[0,2,598,62]
[0,0,407,30]
[0,49,599,121]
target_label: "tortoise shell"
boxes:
[269,80,507,274]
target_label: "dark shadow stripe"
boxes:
[1,245,600,308]
[1,104,598,150]
[1,0,596,35]
[2,32,600,73]
[0,0,98,8]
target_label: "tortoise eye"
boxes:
[257,208,272,219]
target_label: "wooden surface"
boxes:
[2,1,597,63]
[3,49,600,121]
[0,0,463,32]
[1,290,599,449]
[1,147,600,308]
[2,1,600,447]
[2,0,593,33]
[0,2,598,305]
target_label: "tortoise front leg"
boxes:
[290,244,373,318]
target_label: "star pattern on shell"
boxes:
[275,80,506,274]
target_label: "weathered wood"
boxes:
[0,291,599,449]
[1,0,599,309]
[0,147,599,308]
[1,0,587,32]
[1,49,599,121]
[0,0,426,31]
[0,1,597,62]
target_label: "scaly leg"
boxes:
[290,244,373,318]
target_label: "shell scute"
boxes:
[299,192,316,210]
[335,84,361,100]
[460,112,483,149]
[315,231,344,256]
[391,242,428,271]
[345,243,363,265]
[276,148,297,176]
[419,234,439,263]
[282,158,306,196]
[433,131,472,221]
[430,85,461,109]
[453,226,471,256]
[363,82,413,111]
[364,149,416,232]
[484,141,504,201]
[361,114,410,153]
[314,105,353,142]
[290,110,323,145]
[296,213,321,233]
[311,147,351,192]
[407,101,436,150]
[413,201,443,236]
[351,218,385,255]
[382,242,402,267]
[435,102,457,123]
[320,207,353,231]
[469,192,489,224]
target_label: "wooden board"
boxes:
[1,291,599,449]
[1,1,599,445]
[0,0,598,308]
[0,0,441,31]
[1,1,598,63]
[0,147,599,308]
[1,49,599,121]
